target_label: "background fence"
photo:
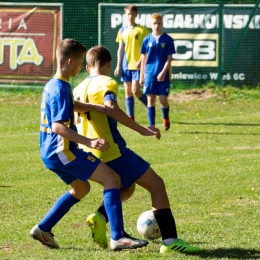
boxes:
[1,0,259,87]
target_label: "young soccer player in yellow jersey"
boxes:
[74,45,200,254]
[29,38,148,251]
[114,4,149,121]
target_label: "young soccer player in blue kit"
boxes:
[29,38,148,251]
[140,13,176,130]
[74,45,200,254]
[114,4,149,121]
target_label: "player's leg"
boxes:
[92,149,149,228]
[124,81,135,120]
[147,94,156,126]
[159,95,170,130]
[87,161,122,248]
[96,184,136,223]
[122,69,135,120]
[98,150,182,252]
[144,81,157,126]
[30,168,91,249]
[131,70,147,107]
[135,167,200,254]
[88,162,148,250]
[159,81,171,130]
[135,167,170,209]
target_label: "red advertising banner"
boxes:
[0,4,62,83]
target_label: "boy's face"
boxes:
[151,18,163,33]
[125,9,137,24]
[69,53,85,77]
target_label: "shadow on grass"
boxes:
[0,185,12,188]
[174,122,260,127]
[193,248,260,259]
[57,247,260,259]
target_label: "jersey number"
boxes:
[87,155,96,162]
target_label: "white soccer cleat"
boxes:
[110,231,149,251]
[30,225,59,249]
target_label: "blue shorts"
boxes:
[106,148,150,189]
[49,149,100,185]
[121,69,140,82]
[143,81,170,96]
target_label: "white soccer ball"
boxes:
[136,210,161,240]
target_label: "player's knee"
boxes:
[71,181,90,199]
[156,176,166,190]
[160,100,169,108]
[104,170,121,188]
[125,90,133,97]
[149,175,166,194]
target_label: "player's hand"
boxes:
[139,77,144,86]
[157,72,165,82]
[86,138,110,151]
[141,126,161,140]
[94,104,107,114]
[114,67,120,77]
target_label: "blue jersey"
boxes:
[40,76,78,168]
[140,33,176,82]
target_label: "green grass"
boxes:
[0,86,260,259]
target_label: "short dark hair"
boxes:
[124,4,137,13]
[56,38,86,64]
[86,45,111,68]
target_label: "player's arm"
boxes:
[104,95,161,139]
[74,100,107,114]
[157,54,172,82]
[114,43,124,76]
[52,120,110,151]
[139,54,146,86]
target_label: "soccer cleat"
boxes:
[129,115,135,121]
[163,118,170,131]
[29,225,59,249]
[160,238,200,254]
[110,231,149,251]
[86,212,107,249]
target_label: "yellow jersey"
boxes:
[73,75,127,162]
[116,24,149,70]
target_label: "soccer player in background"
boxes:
[114,4,149,121]
[30,38,148,251]
[74,45,200,254]
[140,13,175,130]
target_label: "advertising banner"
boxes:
[99,4,260,86]
[0,4,62,83]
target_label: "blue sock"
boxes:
[38,191,79,232]
[125,96,134,117]
[138,94,147,106]
[103,189,124,240]
[161,106,169,119]
[147,106,156,126]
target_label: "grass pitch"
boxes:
[0,85,259,259]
